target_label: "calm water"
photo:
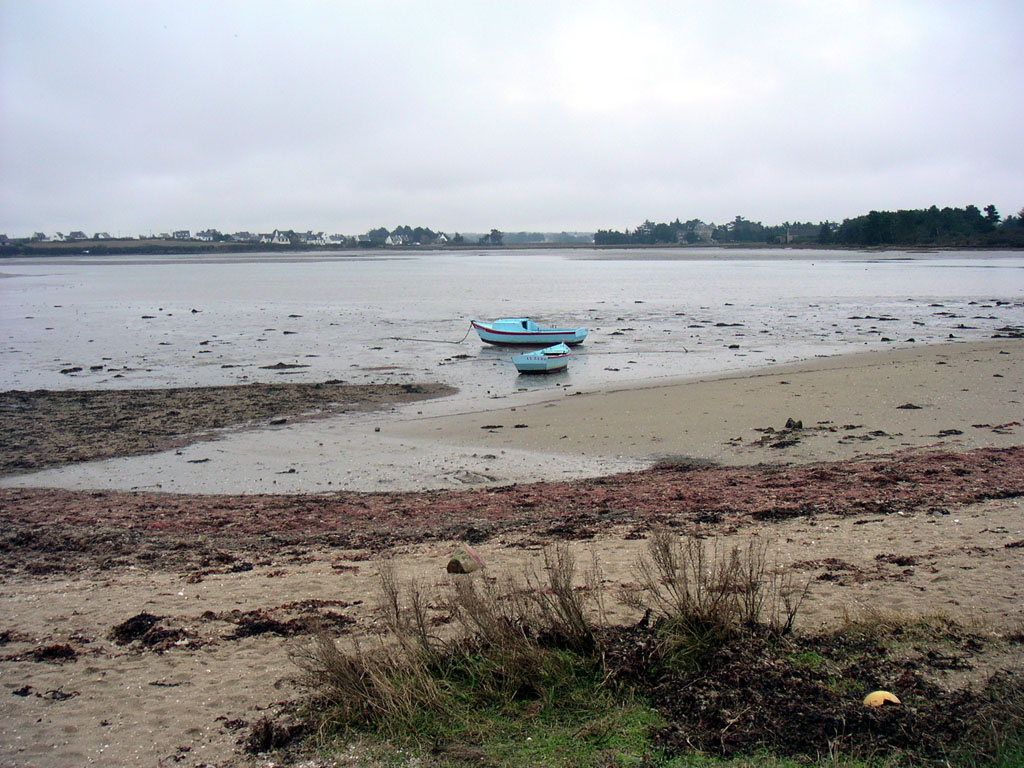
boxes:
[1,248,1022,403]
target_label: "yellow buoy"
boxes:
[863,690,901,707]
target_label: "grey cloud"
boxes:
[2,0,1022,236]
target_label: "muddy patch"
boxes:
[0,381,455,474]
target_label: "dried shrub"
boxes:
[294,544,606,736]
[621,531,809,670]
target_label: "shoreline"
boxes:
[3,246,1021,270]
[5,238,1022,257]
[1,338,1021,495]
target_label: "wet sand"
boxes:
[2,340,1021,495]
[0,339,1022,767]
[392,338,1024,469]
[0,381,455,474]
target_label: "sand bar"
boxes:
[392,338,1024,468]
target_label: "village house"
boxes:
[298,231,327,246]
[259,230,291,245]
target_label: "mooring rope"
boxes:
[389,322,474,345]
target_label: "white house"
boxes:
[259,230,290,245]
[299,231,327,246]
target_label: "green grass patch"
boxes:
[278,535,1024,768]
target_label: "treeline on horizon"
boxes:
[6,203,1024,256]
[595,204,1024,247]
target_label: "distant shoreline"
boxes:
[3,238,1022,259]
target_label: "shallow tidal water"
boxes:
[2,248,1022,405]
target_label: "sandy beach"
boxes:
[391,338,1024,470]
[1,339,1022,766]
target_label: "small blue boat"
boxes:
[512,343,571,373]
[471,318,588,346]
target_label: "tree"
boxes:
[651,222,675,243]
[724,215,765,243]
[984,204,1000,225]
[411,226,435,244]
[594,229,631,245]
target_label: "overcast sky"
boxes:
[2,0,1022,237]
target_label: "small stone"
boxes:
[447,545,484,574]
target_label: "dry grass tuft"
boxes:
[620,531,809,668]
[293,543,605,734]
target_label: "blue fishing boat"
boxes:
[512,343,571,373]
[471,318,588,346]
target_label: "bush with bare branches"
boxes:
[620,531,809,669]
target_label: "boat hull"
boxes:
[512,343,571,373]
[471,319,587,346]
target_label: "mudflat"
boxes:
[0,381,455,474]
